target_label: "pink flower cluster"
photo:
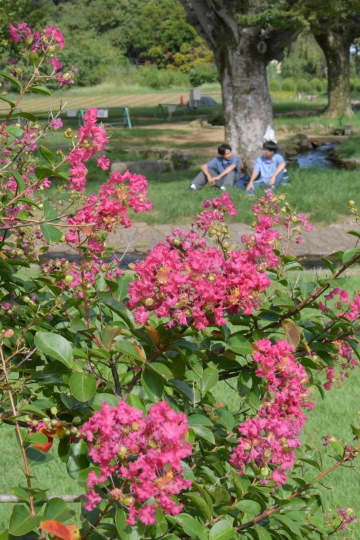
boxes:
[65,169,151,254]
[67,108,109,191]
[230,339,313,487]
[9,22,64,50]
[81,401,192,525]
[193,192,237,232]
[338,507,356,531]
[318,288,360,389]
[128,193,278,328]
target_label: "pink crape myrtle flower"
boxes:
[49,118,63,130]
[44,24,65,49]
[96,155,110,171]
[128,193,278,329]
[48,56,63,72]
[80,401,192,525]
[230,339,313,487]
[9,22,32,43]
[65,169,151,254]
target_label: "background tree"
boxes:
[300,0,360,117]
[179,0,302,171]
[127,0,212,70]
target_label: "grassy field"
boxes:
[43,112,360,226]
[1,271,360,536]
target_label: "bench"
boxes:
[157,103,181,120]
[65,107,132,128]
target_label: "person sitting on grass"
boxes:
[190,143,239,191]
[236,140,288,194]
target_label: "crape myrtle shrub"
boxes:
[1,21,360,540]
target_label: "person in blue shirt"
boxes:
[190,143,239,191]
[236,141,288,194]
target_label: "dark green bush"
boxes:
[282,77,296,92]
[188,63,218,87]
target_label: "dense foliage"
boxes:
[1,21,360,540]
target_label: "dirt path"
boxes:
[47,218,360,262]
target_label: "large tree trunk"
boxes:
[216,41,273,172]
[315,31,353,117]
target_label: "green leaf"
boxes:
[142,367,164,400]
[34,332,77,370]
[9,505,39,536]
[0,95,15,108]
[169,379,194,401]
[272,515,302,536]
[342,248,360,264]
[209,519,234,540]
[69,372,96,402]
[35,166,53,180]
[20,404,45,417]
[202,367,219,394]
[28,432,48,445]
[113,339,143,362]
[191,425,215,445]
[40,224,63,243]
[117,273,135,301]
[0,70,22,91]
[14,111,36,121]
[67,439,89,479]
[9,170,25,192]
[216,409,235,431]
[92,393,121,410]
[228,333,253,355]
[254,525,272,539]
[184,492,212,521]
[6,125,24,138]
[188,414,213,427]
[39,145,56,166]
[149,361,173,380]
[43,497,71,522]
[237,500,261,520]
[30,85,52,95]
[115,509,140,539]
[174,514,208,540]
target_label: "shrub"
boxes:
[135,65,189,89]
[282,77,296,92]
[296,78,313,93]
[269,78,281,92]
[350,78,360,93]
[311,77,326,93]
[189,63,218,86]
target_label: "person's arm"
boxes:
[212,162,236,181]
[245,169,259,192]
[269,160,287,188]
[201,164,215,184]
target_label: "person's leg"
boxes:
[273,170,289,189]
[234,173,250,191]
[190,168,217,190]
[190,171,206,190]
[216,170,235,190]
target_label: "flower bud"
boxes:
[50,407,58,416]
[72,416,81,425]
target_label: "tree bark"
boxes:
[179,0,299,172]
[315,31,353,117]
[215,39,273,172]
